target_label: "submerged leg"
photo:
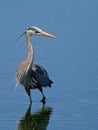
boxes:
[25,87,32,104]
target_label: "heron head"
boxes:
[26,26,56,38]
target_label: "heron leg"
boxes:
[37,87,46,104]
[25,87,32,104]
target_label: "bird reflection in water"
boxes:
[18,103,52,130]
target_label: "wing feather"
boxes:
[31,64,53,87]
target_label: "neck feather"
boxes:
[26,34,34,69]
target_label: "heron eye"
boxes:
[35,31,39,33]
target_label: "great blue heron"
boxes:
[16,26,56,104]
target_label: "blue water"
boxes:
[0,0,98,130]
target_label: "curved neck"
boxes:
[26,33,34,68]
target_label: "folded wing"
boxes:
[31,64,53,87]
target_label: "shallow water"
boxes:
[0,0,98,130]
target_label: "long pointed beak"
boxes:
[40,31,56,38]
